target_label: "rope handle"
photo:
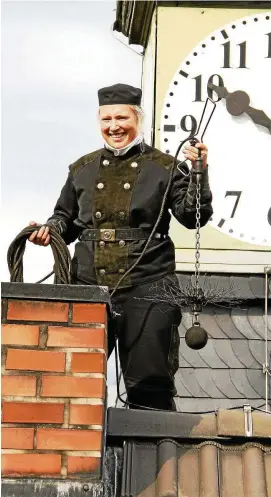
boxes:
[7,224,72,284]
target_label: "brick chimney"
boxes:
[1,282,109,480]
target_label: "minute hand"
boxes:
[208,83,271,133]
[245,107,271,133]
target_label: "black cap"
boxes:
[98,83,142,106]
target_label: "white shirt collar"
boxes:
[104,134,144,156]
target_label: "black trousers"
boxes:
[108,273,182,410]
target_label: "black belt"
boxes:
[79,228,168,242]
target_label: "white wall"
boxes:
[2,0,142,406]
[2,0,142,283]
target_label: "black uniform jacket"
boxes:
[46,143,213,290]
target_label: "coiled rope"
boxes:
[7,225,72,284]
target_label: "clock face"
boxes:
[160,12,271,247]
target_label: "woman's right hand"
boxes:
[28,221,51,246]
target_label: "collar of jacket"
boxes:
[102,141,146,160]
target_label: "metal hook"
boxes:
[197,97,216,142]
[174,97,216,169]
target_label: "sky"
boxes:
[2,0,143,405]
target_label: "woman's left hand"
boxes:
[182,142,208,169]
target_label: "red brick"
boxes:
[37,428,102,450]
[1,428,34,449]
[1,375,36,396]
[47,326,106,348]
[2,402,64,424]
[71,352,106,373]
[2,453,61,476]
[41,376,105,398]
[69,404,103,425]
[72,303,106,324]
[2,324,39,346]
[6,349,65,372]
[67,456,101,474]
[7,300,68,322]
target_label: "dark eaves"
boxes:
[113,0,155,48]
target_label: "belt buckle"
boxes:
[100,229,116,242]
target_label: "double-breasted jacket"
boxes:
[47,143,213,289]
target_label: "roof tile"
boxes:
[242,446,268,496]
[176,369,266,401]
[195,310,227,339]
[249,276,268,298]
[174,397,267,413]
[194,370,225,398]
[213,307,243,339]
[249,340,271,367]
[214,339,245,368]
[175,370,207,398]
[248,307,271,339]
[246,370,267,399]
[176,273,270,299]
[209,370,243,399]
[231,308,262,339]
[217,410,271,437]
[181,311,195,331]
[172,372,193,397]
[230,276,256,299]
[178,446,200,496]
[231,340,261,368]
[178,338,209,368]
[178,321,187,338]
[178,351,192,368]
[198,338,230,368]
[229,369,261,399]
[120,437,271,497]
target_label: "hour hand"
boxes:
[208,84,250,115]
[209,83,271,133]
[207,83,229,99]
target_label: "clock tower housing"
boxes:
[115,0,271,273]
[114,0,271,413]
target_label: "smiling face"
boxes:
[99,104,139,149]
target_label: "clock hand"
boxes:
[207,84,229,100]
[245,106,271,133]
[208,84,250,114]
[208,83,271,133]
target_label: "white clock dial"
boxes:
[160,12,271,247]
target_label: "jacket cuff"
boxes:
[186,167,211,206]
[46,218,67,235]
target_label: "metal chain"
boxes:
[194,175,201,300]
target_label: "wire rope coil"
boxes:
[7,225,72,285]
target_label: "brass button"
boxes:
[99,241,105,248]
[119,211,125,219]
[97,183,104,190]
[102,159,109,166]
[131,162,138,168]
[124,183,131,190]
[95,211,102,219]
[99,269,106,276]
[119,240,125,247]
[118,268,125,274]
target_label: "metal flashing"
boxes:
[107,407,271,440]
[1,282,111,307]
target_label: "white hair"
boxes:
[129,105,144,126]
